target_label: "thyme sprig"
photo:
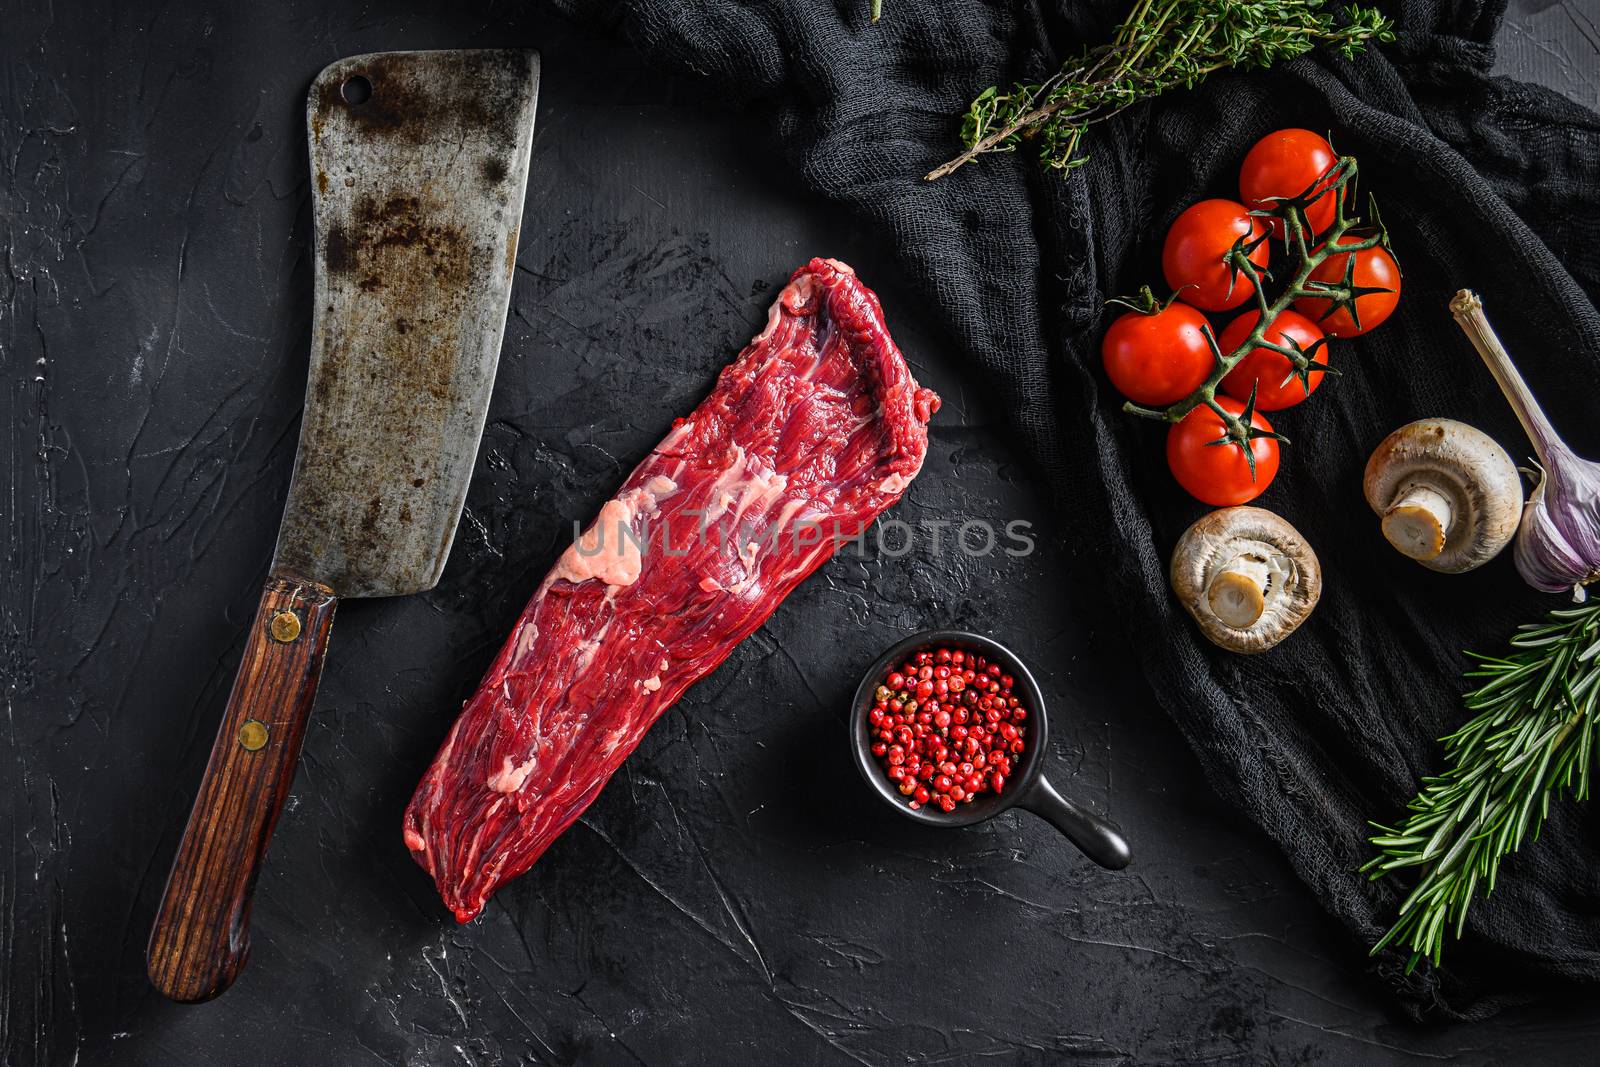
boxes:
[925,0,1394,182]
[1120,156,1384,470]
[1364,603,1600,971]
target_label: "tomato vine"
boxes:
[1122,156,1391,470]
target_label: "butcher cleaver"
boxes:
[147,49,540,1002]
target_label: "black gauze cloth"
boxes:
[551,0,1600,1017]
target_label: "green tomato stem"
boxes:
[1121,157,1386,434]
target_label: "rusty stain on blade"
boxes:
[272,49,540,598]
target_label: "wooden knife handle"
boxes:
[147,576,338,1002]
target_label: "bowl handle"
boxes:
[1018,776,1132,870]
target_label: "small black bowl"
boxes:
[849,629,1131,870]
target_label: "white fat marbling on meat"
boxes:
[512,621,540,659]
[754,300,784,343]
[772,498,810,540]
[706,489,735,524]
[731,470,787,528]
[573,618,614,675]
[656,420,696,454]
[550,498,643,587]
[548,476,679,590]
[878,471,911,495]
[781,272,817,313]
[547,477,678,590]
[702,445,789,528]
[486,755,538,794]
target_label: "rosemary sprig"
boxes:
[1364,603,1600,971]
[924,0,1394,182]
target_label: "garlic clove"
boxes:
[1513,455,1600,600]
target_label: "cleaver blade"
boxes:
[278,48,541,596]
[147,49,539,1004]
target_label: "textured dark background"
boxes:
[5,0,1600,1063]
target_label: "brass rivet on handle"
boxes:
[238,720,269,751]
[269,610,302,643]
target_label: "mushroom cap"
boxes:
[1362,418,1522,573]
[1169,506,1322,654]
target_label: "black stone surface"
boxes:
[5,0,1600,1063]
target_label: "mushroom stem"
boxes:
[1383,484,1454,561]
[1207,554,1271,628]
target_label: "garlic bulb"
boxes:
[1452,290,1600,600]
[1513,448,1600,601]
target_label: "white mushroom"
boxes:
[1363,419,1522,573]
[1170,507,1321,654]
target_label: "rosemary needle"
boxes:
[1364,603,1600,971]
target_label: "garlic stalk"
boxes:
[1451,290,1600,601]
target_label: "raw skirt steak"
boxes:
[404,258,940,920]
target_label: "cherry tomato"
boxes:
[1101,299,1216,406]
[1166,397,1280,506]
[1294,238,1401,337]
[1239,129,1339,240]
[1162,199,1270,312]
[1218,309,1328,411]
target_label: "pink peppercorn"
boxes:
[867,643,1032,812]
